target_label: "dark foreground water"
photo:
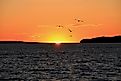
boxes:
[0,43,121,81]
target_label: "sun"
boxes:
[48,34,70,43]
[55,41,61,44]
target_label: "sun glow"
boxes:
[47,34,71,43]
[54,41,61,43]
[55,41,61,45]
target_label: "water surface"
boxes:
[0,43,121,81]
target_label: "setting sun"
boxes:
[55,42,61,45]
[47,34,71,43]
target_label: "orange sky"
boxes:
[0,0,121,43]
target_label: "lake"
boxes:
[0,43,121,81]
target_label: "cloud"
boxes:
[36,23,103,31]
[37,25,49,28]
[31,34,42,38]
[37,25,56,28]
[72,24,81,26]
[30,33,48,38]
[72,24,103,27]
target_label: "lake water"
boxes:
[0,43,121,81]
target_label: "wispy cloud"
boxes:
[37,25,57,28]
[72,24,103,27]
[36,23,103,30]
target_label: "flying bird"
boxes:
[56,25,73,37]
[56,25,64,28]
[68,28,72,32]
[75,19,84,22]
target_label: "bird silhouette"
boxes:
[68,28,72,32]
[57,25,64,28]
[75,19,84,22]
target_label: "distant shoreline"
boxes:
[0,35,121,44]
[0,41,79,44]
[0,41,40,44]
[80,35,121,43]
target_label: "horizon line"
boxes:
[0,41,80,44]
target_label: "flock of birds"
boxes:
[35,18,101,39]
[34,18,84,39]
[56,18,84,37]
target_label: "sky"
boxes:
[0,0,121,43]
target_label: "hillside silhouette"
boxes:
[80,36,121,43]
[0,41,40,44]
[0,41,78,44]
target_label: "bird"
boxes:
[56,25,64,28]
[75,19,84,22]
[68,28,72,32]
